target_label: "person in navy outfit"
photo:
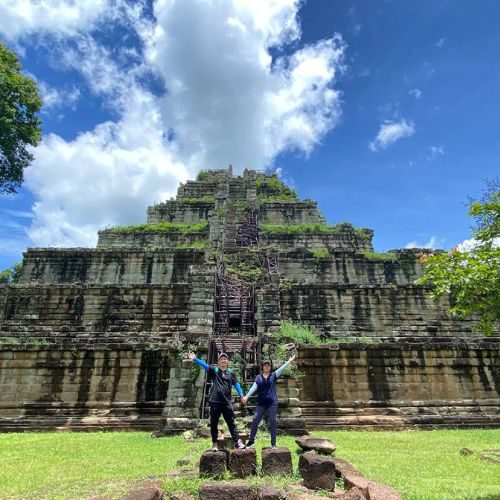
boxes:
[241,355,296,448]
[188,351,246,451]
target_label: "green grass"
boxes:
[362,251,397,261]
[106,220,208,234]
[0,430,498,499]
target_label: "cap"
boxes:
[218,352,229,360]
[261,359,272,367]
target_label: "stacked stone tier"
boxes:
[298,340,500,429]
[18,248,205,285]
[97,229,208,249]
[280,283,481,337]
[147,200,214,224]
[0,284,190,337]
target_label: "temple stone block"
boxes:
[199,450,228,478]
[298,451,336,491]
[229,448,257,478]
[261,447,293,475]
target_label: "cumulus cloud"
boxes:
[1,0,346,248]
[0,0,114,40]
[25,90,188,247]
[369,119,415,152]
[149,0,345,170]
[405,236,442,250]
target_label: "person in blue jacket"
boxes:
[188,351,246,451]
[241,355,296,448]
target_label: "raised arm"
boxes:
[244,382,258,399]
[187,352,210,372]
[275,355,296,378]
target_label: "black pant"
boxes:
[210,402,240,444]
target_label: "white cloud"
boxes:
[405,236,442,250]
[409,88,422,100]
[25,88,188,248]
[38,81,80,112]
[369,119,415,152]
[149,0,345,171]
[456,237,500,252]
[3,0,346,248]
[0,0,114,40]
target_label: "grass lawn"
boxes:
[0,429,498,499]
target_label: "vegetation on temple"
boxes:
[362,251,397,262]
[0,43,42,193]
[107,220,208,234]
[260,222,370,238]
[256,175,298,201]
[417,185,500,335]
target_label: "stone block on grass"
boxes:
[298,451,336,491]
[262,447,293,475]
[199,482,257,500]
[229,448,257,478]
[258,485,287,499]
[296,436,336,455]
[199,450,228,478]
[121,487,164,500]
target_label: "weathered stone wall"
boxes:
[280,284,484,337]
[97,230,207,249]
[0,345,172,431]
[176,180,220,200]
[259,201,324,225]
[147,201,214,224]
[18,249,205,285]
[0,285,190,337]
[278,249,428,285]
[260,228,373,252]
[298,340,500,428]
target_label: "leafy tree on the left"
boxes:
[0,262,22,284]
[0,43,42,194]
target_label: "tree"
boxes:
[417,183,500,335]
[0,262,22,284]
[0,43,42,194]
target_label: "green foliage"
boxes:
[362,252,397,262]
[196,170,208,181]
[179,196,214,203]
[256,175,298,200]
[273,320,322,345]
[0,262,22,284]
[417,188,500,335]
[216,209,226,217]
[309,248,330,260]
[226,259,263,283]
[108,220,208,234]
[235,199,251,216]
[0,43,42,193]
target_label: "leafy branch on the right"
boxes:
[416,182,499,335]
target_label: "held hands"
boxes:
[288,355,296,363]
[240,396,247,406]
[187,351,196,361]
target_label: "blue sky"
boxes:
[0,0,498,270]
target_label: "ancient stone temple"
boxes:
[0,167,498,432]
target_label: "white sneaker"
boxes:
[211,443,218,451]
[271,445,277,449]
[235,439,246,449]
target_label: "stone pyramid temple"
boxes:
[0,167,498,432]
